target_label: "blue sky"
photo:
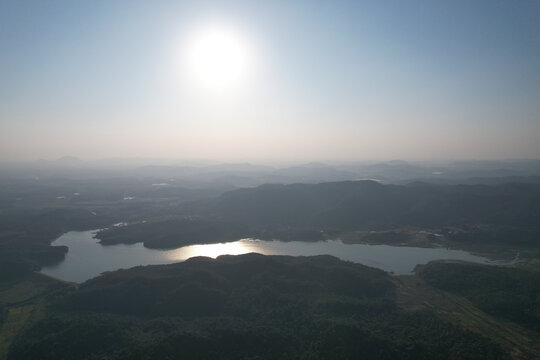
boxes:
[1,0,539,161]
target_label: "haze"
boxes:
[1,0,539,162]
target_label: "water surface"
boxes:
[42,230,495,283]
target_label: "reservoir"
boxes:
[42,230,496,283]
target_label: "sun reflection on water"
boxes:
[42,231,498,283]
[165,239,267,261]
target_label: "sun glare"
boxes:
[183,23,253,94]
[166,239,259,261]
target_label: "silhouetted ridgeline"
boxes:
[202,181,540,229]
[97,181,540,248]
[96,218,250,249]
[8,254,508,360]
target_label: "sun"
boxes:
[184,23,252,94]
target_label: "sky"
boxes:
[1,0,539,162]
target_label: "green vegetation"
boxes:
[0,305,34,359]
[0,175,227,279]
[7,255,509,359]
[91,181,540,251]
[0,176,539,358]
[0,273,74,359]
[360,231,412,245]
[0,208,113,281]
[419,262,540,332]
[2,177,540,273]
[395,272,540,359]
[447,228,540,247]
[203,181,540,231]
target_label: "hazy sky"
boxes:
[1,0,539,161]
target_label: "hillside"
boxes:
[7,254,509,360]
[203,181,540,229]
[97,181,540,250]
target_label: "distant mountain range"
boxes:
[2,158,540,187]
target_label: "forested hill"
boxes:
[194,180,540,230]
[95,180,540,249]
[7,254,509,360]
